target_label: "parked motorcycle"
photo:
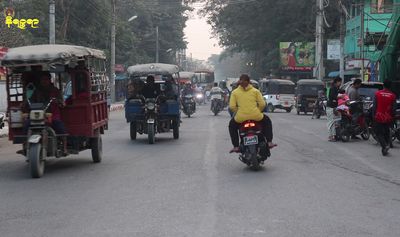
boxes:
[337,101,370,142]
[182,94,196,118]
[237,120,270,170]
[0,112,5,130]
[210,93,223,116]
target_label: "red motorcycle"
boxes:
[337,101,370,142]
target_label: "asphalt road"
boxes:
[0,105,399,237]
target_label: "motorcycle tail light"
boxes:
[244,122,256,128]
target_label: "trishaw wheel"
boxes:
[148,125,155,144]
[91,135,102,163]
[173,121,179,139]
[130,122,137,140]
[29,143,45,178]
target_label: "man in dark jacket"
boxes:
[373,80,396,156]
[142,75,161,99]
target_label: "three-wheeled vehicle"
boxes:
[295,79,325,115]
[2,44,109,178]
[259,79,296,113]
[125,63,180,144]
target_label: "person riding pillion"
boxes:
[228,74,276,153]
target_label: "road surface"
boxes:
[0,106,399,237]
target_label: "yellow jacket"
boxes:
[229,85,266,123]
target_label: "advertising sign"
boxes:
[280,42,315,71]
[0,47,8,81]
[327,39,340,60]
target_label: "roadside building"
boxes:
[344,0,398,81]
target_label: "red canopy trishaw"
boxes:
[1,44,109,178]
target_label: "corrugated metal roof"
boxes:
[1,44,105,66]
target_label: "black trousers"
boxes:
[229,115,273,147]
[374,122,391,148]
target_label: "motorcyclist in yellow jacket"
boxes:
[229,74,276,153]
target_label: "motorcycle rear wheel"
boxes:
[250,154,261,171]
[148,125,155,144]
[361,129,370,140]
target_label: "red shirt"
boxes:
[374,89,396,123]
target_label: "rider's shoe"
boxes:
[229,147,240,153]
[382,146,389,156]
[16,150,26,156]
[268,142,277,149]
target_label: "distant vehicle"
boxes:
[295,79,325,115]
[178,71,196,85]
[182,94,196,118]
[260,79,296,113]
[193,70,215,88]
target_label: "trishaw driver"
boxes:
[21,73,68,155]
[142,75,161,99]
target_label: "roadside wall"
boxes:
[0,81,6,112]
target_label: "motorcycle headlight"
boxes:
[30,110,45,120]
[196,94,203,99]
[146,102,155,110]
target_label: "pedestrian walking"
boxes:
[373,80,396,156]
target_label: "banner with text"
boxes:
[280,42,315,71]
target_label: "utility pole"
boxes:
[314,0,325,80]
[360,3,365,81]
[156,26,159,63]
[339,3,345,83]
[110,0,116,102]
[49,0,55,44]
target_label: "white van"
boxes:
[259,79,296,113]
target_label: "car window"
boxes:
[359,87,380,101]
[278,84,295,94]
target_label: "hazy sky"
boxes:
[184,12,223,61]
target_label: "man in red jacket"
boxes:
[373,80,396,156]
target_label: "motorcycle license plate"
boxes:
[147,119,155,124]
[244,135,258,146]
